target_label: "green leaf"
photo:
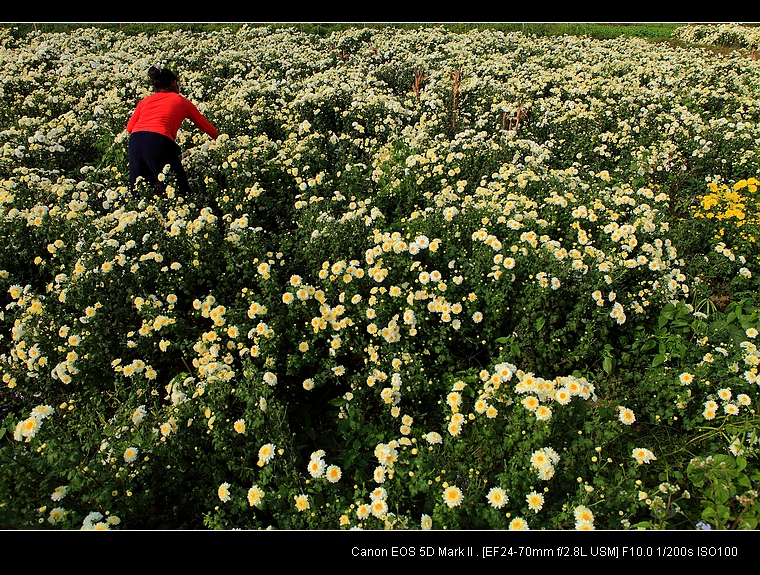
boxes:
[661,302,676,320]
[716,505,732,521]
[536,316,545,331]
[640,339,656,352]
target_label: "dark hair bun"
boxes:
[147,64,177,92]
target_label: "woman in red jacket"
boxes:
[126,64,218,196]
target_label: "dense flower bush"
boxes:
[673,23,760,51]
[0,24,759,530]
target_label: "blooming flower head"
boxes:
[446,391,462,408]
[370,486,387,502]
[442,485,464,508]
[258,443,276,465]
[526,490,544,513]
[325,465,342,483]
[247,485,264,507]
[421,514,433,530]
[15,416,41,441]
[82,511,105,530]
[509,517,529,530]
[632,447,657,464]
[534,405,552,421]
[51,485,67,502]
[131,405,147,424]
[538,465,555,480]
[48,507,66,524]
[123,446,139,463]
[486,486,508,509]
[618,406,636,425]
[159,419,176,437]
[574,505,594,525]
[218,482,231,503]
[371,498,388,518]
[424,432,443,445]
[308,457,326,478]
[356,503,371,520]
[530,446,559,474]
[474,398,489,413]
[233,419,246,434]
[31,405,54,419]
[554,387,572,405]
[723,403,739,415]
[521,396,540,412]
[295,494,310,512]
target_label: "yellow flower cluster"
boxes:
[694,178,760,252]
[695,178,759,227]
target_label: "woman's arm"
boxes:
[183,98,219,140]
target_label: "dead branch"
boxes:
[412,68,428,99]
[451,67,462,112]
[502,101,529,133]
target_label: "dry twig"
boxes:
[412,68,428,99]
[502,101,528,132]
[451,67,462,112]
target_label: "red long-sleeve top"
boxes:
[126,91,219,141]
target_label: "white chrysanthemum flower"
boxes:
[526,490,544,513]
[618,407,636,425]
[218,482,231,503]
[131,405,147,424]
[632,447,657,464]
[307,457,326,478]
[247,485,264,507]
[325,465,342,483]
[48,507,66,524]
[51,485,67,502]
[442,485,464,508]
[123,446,139,463]
[421,514,433,530]
[486,486,508,509]
[258,443,276,465]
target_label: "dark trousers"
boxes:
[128,131,191,196]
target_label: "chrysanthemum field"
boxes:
[1,24,759,530]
